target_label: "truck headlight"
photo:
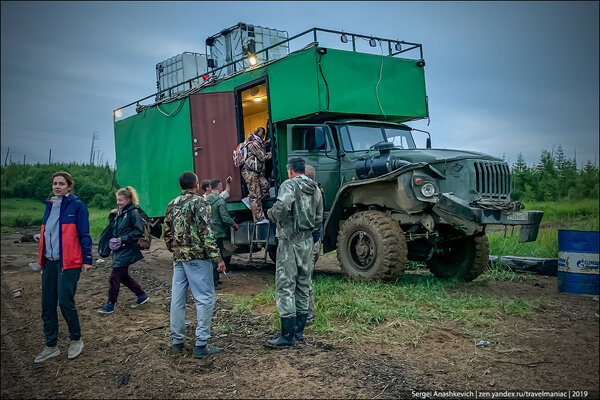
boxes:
[421,183,436,197]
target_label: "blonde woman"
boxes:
[98,186,149,313]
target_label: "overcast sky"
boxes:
[1,1,598,167]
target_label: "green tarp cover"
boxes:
[114,99,193,217]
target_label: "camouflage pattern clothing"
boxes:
[242,170,269,222]
[242,139,271,222]
[267,176,324,318]
[307,237,321,323]
[163,190,221,263]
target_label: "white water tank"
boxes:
[156,52,208,100]
[206,23,289,78]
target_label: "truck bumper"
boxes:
[432,194,544,243]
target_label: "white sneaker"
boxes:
[67,340,84,359]
[241,197,251,209]
[256,218,270,225]
[34,346,60,363]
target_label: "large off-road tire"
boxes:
[336,211,407,281]
[426,234,489,281]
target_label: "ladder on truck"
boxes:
[248,222,272,263]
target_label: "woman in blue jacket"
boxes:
[35,171,92,363]
[98,186,149,314]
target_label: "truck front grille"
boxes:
[474,161,510,199]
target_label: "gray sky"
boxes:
[1,1,598,167]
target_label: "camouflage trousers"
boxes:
[275,236,314,318]
[241,169,269,222]
[307,237,321,322]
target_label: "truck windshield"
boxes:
[340,125,416,151]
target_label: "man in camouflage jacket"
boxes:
[164,171,226,359]
[265,158,323,347]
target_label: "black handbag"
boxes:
[98,213,116,258]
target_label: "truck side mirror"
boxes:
[426,137,431,149]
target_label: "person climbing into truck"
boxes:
[206,179,238,288]
[241,126,271,224]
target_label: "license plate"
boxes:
[507,211,528,221]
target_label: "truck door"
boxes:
[287,124,338,210]
[189,92,242,201]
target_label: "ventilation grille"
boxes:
[474,161,511,199]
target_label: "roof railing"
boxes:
[113,27,423,116]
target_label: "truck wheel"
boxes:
[426,234,489,281]
[337,211,407,281]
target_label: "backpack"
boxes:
[136,207,153,250]
[233,141,248,168]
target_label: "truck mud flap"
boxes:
[518,224,540,243]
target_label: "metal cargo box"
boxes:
[156,52,208,100]
[206,23,289,78]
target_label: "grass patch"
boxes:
[523,199,599,226]
[1,198,45,227]
[483,261,537,282]
[1,197,110,239]
[489,227,558,258]
[212,322,233,333]
[236,273,537,342]
[489,199,598,258]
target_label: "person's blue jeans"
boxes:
[169,259,215,347]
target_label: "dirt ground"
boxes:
[1,227,598,399]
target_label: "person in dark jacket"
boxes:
[35,171,92,363]
[98,186,149,314]
[206,179,238,286]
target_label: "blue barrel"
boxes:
[557,230,599,294]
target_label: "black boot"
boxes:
[266,317,296,348]
[295,314,308,341]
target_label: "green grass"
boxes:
[523,199,599,225]
[234,273,539,341]
[1,198,110,239]
[489,227,559,258]
[483,260,537,282]
[489,199,598,258]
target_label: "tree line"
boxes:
[1,147,598,208]
[511,146,599,202]
[1,163,119,209]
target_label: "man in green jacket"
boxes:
[266,158,323,347]
[206,179,238,287]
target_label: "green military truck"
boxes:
[113,27,543,282]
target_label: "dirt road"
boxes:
[1,228,598,398]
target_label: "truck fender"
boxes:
[322,162,428,253]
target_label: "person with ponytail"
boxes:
[98,186,149,314]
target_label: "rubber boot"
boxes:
[295,314,308,341]
[266,317,296,348]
